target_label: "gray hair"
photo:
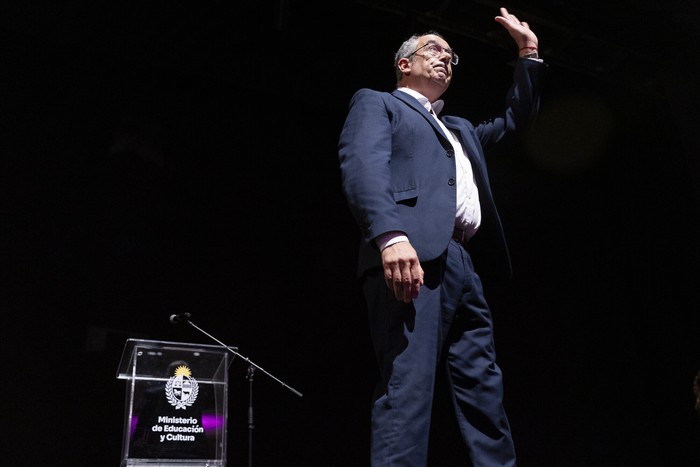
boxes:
[393,30,445,84]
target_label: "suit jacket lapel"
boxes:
[443,120,485,175]
[391,90,449,141]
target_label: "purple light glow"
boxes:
[201,413,224,430]
[130,416,139,437]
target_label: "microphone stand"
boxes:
[171,313,302,467]
[247,365,255,467]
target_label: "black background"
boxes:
[3,1,700,466]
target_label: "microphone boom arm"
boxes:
[177,314,303,398]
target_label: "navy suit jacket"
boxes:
[339,58,546,284]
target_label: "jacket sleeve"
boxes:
[338,89,402,247]
[474,58,547,147]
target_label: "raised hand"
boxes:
[494,7,539,54]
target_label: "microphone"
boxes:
[169,312,191,325]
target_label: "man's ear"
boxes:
[397,57,411,74]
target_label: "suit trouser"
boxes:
[363,239,516,467]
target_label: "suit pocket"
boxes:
[394,187,418,206]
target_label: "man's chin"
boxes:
[431,76,450,88]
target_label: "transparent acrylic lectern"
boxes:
[117,338,230,466]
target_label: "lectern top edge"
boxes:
[116,338,236,380]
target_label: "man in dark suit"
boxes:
[338,7,546,466]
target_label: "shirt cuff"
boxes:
[376,231,409,251]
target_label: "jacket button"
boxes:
[446,149,454,158]
[448,178,455,186]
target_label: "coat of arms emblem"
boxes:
[165,365,199,409]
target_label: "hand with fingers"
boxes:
[494,7,539,57]
[381,241,424,303]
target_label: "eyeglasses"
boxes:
[408,42,459,66]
